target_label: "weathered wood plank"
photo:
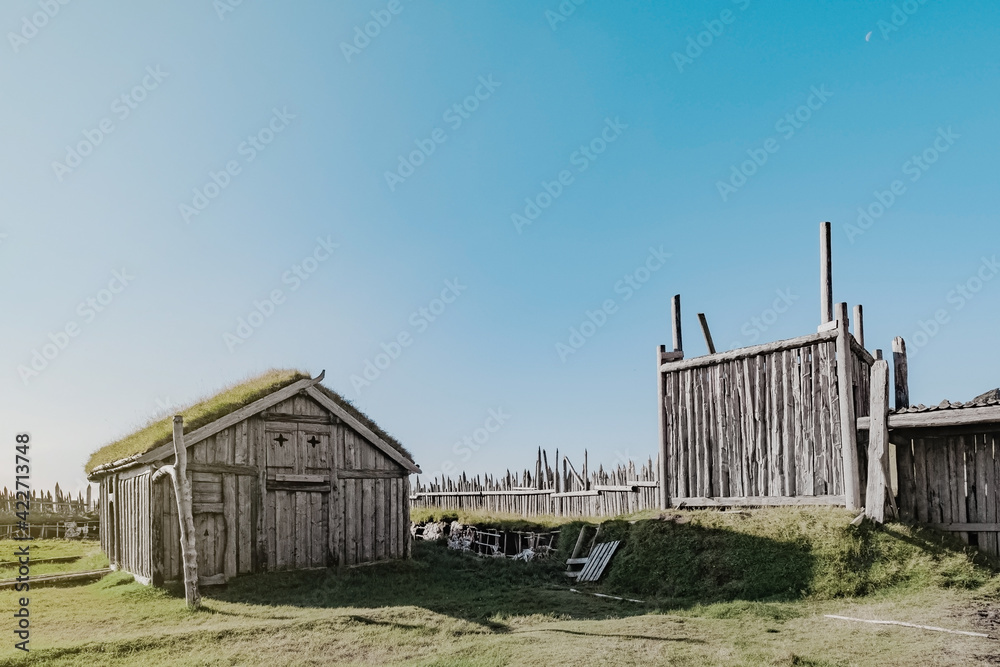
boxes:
[223,474,237,580]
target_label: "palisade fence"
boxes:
[410,448,660,518]
[0,485,100,539]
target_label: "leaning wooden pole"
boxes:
[820,222,834,325]
[835,303,862,511]
[172,416,201,608]
[865,360,891,523]
[697,313,716,354]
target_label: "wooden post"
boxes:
[657,344,670,510]
[865,360,890,523]
[697,313,716,354]
[671,294,683,353]
[820,222,833,325]
[892,337,909,410]
[171,416,201,608]
[853,304,864,349]
[835,303,861,511]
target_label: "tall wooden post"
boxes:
[657,344,669,509]
[671,294,683,353]
[820,222,834,325]
[697,313,716,354]
[853,304,865,349]
[172,416,201,608]
[892,337,909,410]
[865,360,891,523]
[835,303,861,511]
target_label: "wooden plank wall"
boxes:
[896,431,1000,556]
[113,472,151,580]
[331,428,408,566]
[663,337,871,502]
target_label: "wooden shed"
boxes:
[86,370,420,586]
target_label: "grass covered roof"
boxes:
[85,369,412,475]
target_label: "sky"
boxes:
[2,1,998,494]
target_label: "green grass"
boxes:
[558,507,999,603]
[0,539,107,579]
[2,510,999,665]
[85,369,309,474]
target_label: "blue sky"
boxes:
[2,1,998,493]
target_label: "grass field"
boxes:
[2,509,1000,666]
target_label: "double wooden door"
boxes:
[264,420,332,570]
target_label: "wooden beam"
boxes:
[657,344,670,510]
[185,463,257,476]
[892,337,909,410]
[835,303,862,511]
[697,313,716,354]
[820,221,833,325]
[272,473,327,483]
[865,360,891,523]
[853,304,865,349]
[660,329,838,373]
[260,412,335,425]
[337,469,408,480]
[929,522,1000,532]
[671,294,683,352]
[671,495,846,507]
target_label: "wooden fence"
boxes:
[658,319,873,509]
[896,431,1000,557]
[411,449,659,518]
[0,484,97,515]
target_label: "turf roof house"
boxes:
[86,370,420,586]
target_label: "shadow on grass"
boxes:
[188,520,818,631]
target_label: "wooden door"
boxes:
[264,420,331,571]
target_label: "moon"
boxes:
[865,31,873,42]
